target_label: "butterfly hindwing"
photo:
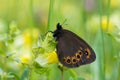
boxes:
[53,23,96,68]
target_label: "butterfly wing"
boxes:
[56,29,96,68]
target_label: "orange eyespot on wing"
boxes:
[61,46,95,67]
[71,56,77,64]
[75,53,81,60]
[84,48,91,59]
[64,56,71,64]
[78,50,82,57]
[75,50,82,61]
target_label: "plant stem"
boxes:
[47,0,54,30]
[106,0,111,32]
[61,68,64,80]
[98,0,106,79]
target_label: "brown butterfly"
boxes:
[52,23,96,68]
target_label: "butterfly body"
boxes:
[53,23,96,68]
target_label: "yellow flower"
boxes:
[22,29,39,47]
[102,16,114,32]
[20,55,31,64]
[45,51,58,64]
[35,51,58,67]
[23,30,31,47]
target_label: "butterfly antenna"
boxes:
[61,19,67,25]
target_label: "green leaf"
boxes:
[7,72,20,80]
[40,32,56,53]
[33,61,48,74]
[32,47,45,56]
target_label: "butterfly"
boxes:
[52,23,96,68]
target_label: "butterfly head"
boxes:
[56,23,62,30]
[53,23,63,40]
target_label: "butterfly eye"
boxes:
[71,56,77,64]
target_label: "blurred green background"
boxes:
[0,0,120,80]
